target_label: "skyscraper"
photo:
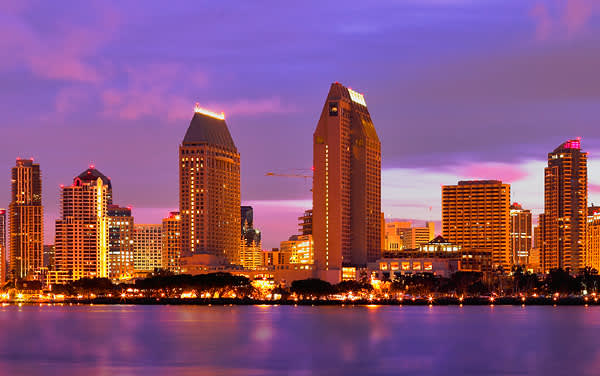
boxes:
[107,205,134,280]
[442,180,511,271]
[9,158,43,280]
[162,211,181,273]
[54,167,111,283]
[133,224,162,273]
[542,139,588,273]
[510,203,532,265]
[0,209,6,283]
[313,82,382,281]
[179,104,241,264]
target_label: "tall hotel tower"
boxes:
[313,83,382,281]
[9,158,43,280]
[180,104,241,264]
[54,168,111,282]
[542,139,588,273]
[0,209,6,283]
[442,180,511,270]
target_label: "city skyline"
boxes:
[2,1,600,249]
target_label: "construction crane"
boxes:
[265,169,313,187]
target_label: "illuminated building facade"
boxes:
[162,211,181,273]
[9,158,43,280]
[0,209,5,283]
[298,209,313,235]
[542,139,588,273]
[133,224,162,273]
[107,205,134,280]
[587,209,600,272]
[179,104,241,264]
[313,82,381,281]
[510,203,532,265]
[54,168,111,283]
[442,180,511,271]
[280,234,314,264]
[384,222,411,251]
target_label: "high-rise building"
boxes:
[510,203,532,265]
[43,245,55,270]
[107,205,134,280]
[0,209,6,283]
[133,224,163,273]
[298,209,313,235]
[54,167,111,283]
[179,104,241,264]
[312,83,381,281]
[9,158,43,280]
[162,211,181,273]
[280,234,314,265]
[542,139,588,273]
[442,180,511,271]
[241,206,261,247]
[587,210,600,272]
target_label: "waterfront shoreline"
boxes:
[3,296,599,306]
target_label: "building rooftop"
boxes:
[553,139,582,153]
[457,180,503,186]
[182,105,237,152]
[76,167,112,189]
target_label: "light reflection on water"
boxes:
[0,305,599,375]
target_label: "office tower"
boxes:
[0,209,5,283]
[107,205,134,280]
[401,226,435,249]
[9,158,43,280]
[510,203,532,265]
[384,221,412,251]
[542,139,588,273]
[162,211,181,273]
[43,245,55,269]
[426,221,435,240]
[133,224,163,273]
[280,235,314,265]
[241,206,253,233]
[313,82,381,280]
[442,180,511,271]
[179,104,241,264]
[241,206,261,247]
[588,210,600,272]
[298,209,313,235]
[54,167,111,283]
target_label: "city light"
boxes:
[194,103,225,120]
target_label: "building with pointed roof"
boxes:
[179,104,241,264]
[312,83,382,282]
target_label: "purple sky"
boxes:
[2,0,600,249]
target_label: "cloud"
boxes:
[456,162,529,182]
[530,0,600,40]
[589,183,600,193]
[0,2,119,83]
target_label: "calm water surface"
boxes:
[0,304,598,375]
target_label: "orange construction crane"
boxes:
[265,170,312,186]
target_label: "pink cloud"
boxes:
[589,183,600,193]
[530,0,600,40]
[0,2,119,83]
[457,162,529,182]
